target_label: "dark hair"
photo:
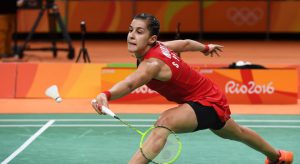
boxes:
[134,13,160,36]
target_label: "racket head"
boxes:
[139,126,182,164]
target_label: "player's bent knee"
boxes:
[155,115,175,130]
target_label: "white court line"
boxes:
[0,119,156,122]
[0,124,152,128]
[245,125,300,128]
[1,120,55,164]
[236,120,300,123]
[0,124,300,128]
[0,119,300,123]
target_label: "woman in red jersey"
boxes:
[92,13,293,164]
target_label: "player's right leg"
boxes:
[129,127,171,164]
[129,103,198,164]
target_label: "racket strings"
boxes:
[154,133,180,163]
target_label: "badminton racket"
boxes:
[91,99,182,164]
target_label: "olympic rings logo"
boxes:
[226,7,264,26]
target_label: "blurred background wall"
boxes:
[16,0,300,40]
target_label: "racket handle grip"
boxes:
[101,106,116,118]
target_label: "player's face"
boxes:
[127,19,156,57]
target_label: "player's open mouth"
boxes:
[128,42,136,46]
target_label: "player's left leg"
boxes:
[211,118,280,161]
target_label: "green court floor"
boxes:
[0,114,299,164]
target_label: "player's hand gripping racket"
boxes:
[91,99,182,164]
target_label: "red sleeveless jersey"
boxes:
[143,42,231,122]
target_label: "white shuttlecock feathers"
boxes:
[45,85,62,103]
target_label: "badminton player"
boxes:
[92,13,293,164]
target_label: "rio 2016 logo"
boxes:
[225,81,275,94]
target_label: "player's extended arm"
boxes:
[162,39,223,57]
[93,58,162,111]
[108,60,161,99]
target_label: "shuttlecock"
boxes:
[45,85,62,103]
